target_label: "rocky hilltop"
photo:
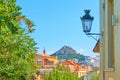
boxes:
[50,45,86,62]
[53,45,77,55]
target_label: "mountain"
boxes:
[53,45,77,55]
[50,45,86,62]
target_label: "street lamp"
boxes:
[80,10,100,35]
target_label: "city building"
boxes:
[58,60,80,73]
[93,0,120,80]
[35,49,58,68]
[58,60,92,78]
[78,65,92,78]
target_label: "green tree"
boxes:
[43,65,83,80]
[87,71,100,80]
[0,0,37,80]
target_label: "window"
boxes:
[46,61,54,65]
[37,59,42,65]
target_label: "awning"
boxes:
[93,40,100,53]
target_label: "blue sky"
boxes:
[17,0,99,57]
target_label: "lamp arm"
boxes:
[85,33,100,35]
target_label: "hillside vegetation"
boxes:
[50,46,86,62]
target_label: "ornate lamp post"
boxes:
[80,10,100,35]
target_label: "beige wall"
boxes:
[100,0,120,80]
[78,70,87,78]
[100,0,105,80]
[114,0,120,80]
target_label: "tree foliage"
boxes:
[86,71,100,80]
[43,65,83,80]
[0,0,37,80]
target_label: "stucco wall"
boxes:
[102,0,120,80]
[114,0,120,80]
[100,0,120,80]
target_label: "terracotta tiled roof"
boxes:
[60,60,80,67]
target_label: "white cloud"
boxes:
[47,51,54,55]
[77,48,85,54]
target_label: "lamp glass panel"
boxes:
[82,20,92,32]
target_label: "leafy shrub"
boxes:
[43,65,83,80]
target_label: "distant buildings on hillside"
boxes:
[82,56,100,70]
[58,60,92,78]
[35,50,100,78]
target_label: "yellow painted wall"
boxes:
[45,56,58,64]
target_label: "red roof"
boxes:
[60,60,80,67]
